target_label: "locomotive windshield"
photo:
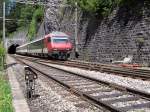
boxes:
[52,37,69,43]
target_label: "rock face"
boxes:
[45,1,150,64]
[45,0,62,33]
[7,29,28,46]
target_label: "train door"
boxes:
[44,35,52,54]
[47,36,53,52]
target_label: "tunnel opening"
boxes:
[8,44,19,54]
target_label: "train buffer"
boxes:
[24,66,38,99]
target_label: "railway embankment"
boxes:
[14,55,150,111]
[7,55,104,112]
[0,44,13,112]
[6,55,30,112]
[0,71,13,112]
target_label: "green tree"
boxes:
[18,5,36,27]
[28,6,44,40]
[0,1,42,40]
[66,0,121,16]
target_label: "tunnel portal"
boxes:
[8,44,20,54]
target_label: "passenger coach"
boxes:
[16,31,73,60]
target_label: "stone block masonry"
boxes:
[45,1,150,64]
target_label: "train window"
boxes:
[48,37,51,42]
[52,38,68,43]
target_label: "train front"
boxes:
[47,32,72,60]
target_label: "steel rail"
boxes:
[15,57,122,112]
[14,55,150,112]
[14,55,150,98]
[15,54,150,80]
[37,61,150,99]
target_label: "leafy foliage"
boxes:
[18,5,36,27]
[66,0,121,16]
[0,75,13,112]
[0,1,24,38]
[28,18,36,41]
[65,0,145,17]
[79,0,98,13]
[0,43,5,56]
[28,7,44,41]
[0,43,5,70]
[0,0,44,41]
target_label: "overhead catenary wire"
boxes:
[0,17,31,22]
[3,2,5,48]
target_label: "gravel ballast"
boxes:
[11,57,106,112]
[41,62,150,94]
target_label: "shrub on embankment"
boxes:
[0,43,5,70]
[0,43,13,112]
[0,74,13,112]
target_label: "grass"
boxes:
[0,57,4,71]
[0,73,13,112]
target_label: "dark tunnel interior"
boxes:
[8,44,19,54]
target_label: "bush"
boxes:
[28,7,44,41]
[28,19,37,41]
[18,5,36,27]
[66,0,120,16]
[65,0,144,17]
[0,75,13,112]
[0,43,5,70]
[0,43,5,56]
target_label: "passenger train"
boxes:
[16,31,73,60]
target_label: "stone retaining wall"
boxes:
[45,1,150,64]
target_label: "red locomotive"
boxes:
[16,31,73,60]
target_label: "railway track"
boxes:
[14,54,150,80]
[14,55,150,112]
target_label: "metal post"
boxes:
[44,0,46,35]
[2,2,6,68]
[75,2,79,58]
[5,39,7,51]
[3,2,5,48]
